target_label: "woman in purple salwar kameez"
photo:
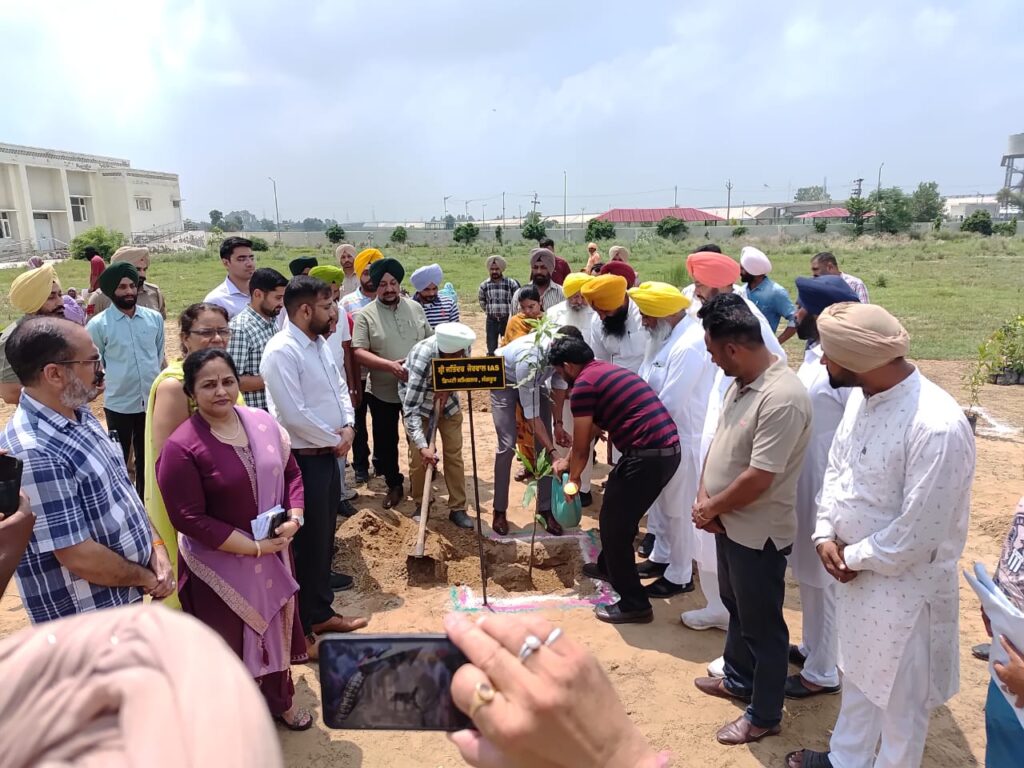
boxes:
[157,349,313,730]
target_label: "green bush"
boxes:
[390,226,408,244]
[521,212,546,242]
[325,224,346,244]
[69,226,125,260]
[585,219,616,241]
[453,222,480,245]
[977,314,1024,376]
[994,218,1018,237]
[655,216,688,239]
[731,226,748,237]
[813,219,828,234]
[250,236,270,251]
[495,225,503,246]
[960,210,993,236]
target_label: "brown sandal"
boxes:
[275,708,314,731]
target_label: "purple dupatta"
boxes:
[178,406,299,678]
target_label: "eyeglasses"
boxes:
[49,359,103,372]
[190,328,232,339]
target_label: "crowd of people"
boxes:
[0,233,1019,767]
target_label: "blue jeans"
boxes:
[987,678,1023,767]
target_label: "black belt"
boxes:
[292,447,335,456]
[621,445,681,458]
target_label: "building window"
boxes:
[0,213,10,239]
[172,199,181,208]
[135,197,152,212]
[70,196,88,222]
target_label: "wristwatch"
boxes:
[289,514,305,528]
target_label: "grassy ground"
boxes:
[5,232,1023,360]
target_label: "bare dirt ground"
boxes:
[0,313,1020,767]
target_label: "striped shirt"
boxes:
[569,360,679,450]
[477,277,521,318]
[0,393,153,624]
[415,294,460,328]
[227,305,278,411]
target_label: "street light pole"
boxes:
[563,170,567,240]
[876,162,885,231]
[482,203,487,227]
[444,195,451,223]
[267,177,280,242]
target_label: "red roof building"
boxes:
[595,207,725,224]
[796,207,850,219]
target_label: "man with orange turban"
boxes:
[0,264,66,404]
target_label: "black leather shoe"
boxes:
[581,562,611,582]
[645,577,694,598]
[448,509,474,529]
[636,559,668,579]
[637,532,655,558]
[579,491,593,508]
[330,572,354,592]
[337,499,357,518]
[789,644,807,667]
[383,485,404,509]
[784,673,841,699]
[594,602,654,624]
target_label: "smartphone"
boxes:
[319,633,471,731]
[0,454,23,516]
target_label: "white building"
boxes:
[944,194,1000,221]
[0,142,182,258]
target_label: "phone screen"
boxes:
[319,633,471,731]
[0,454,23,516]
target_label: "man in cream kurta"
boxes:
[787,302,975,768]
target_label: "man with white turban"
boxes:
[478,256,520,356]
[335,244,360,296]
[682,250,786,637]
[628,282,715,598]
[739,246,796,343]
[411,263,459,328]
[0,264,66,404]
[87,246,166,318]
[786,303,975,768]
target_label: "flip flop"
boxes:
[784,750,833,768]
[275,708,314,731]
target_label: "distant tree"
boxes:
[325,224,346,243]
[586,218,617,241]
[222,214,244,232]
[208,210,224,228]
[795,185,828,202]
[390,226,408,244]
[996,187,1024,213]
[521,211,547,242]
[250,236,270,251]
[453,222,480,245]
[909,181,945,222]
[866,187,913,234]
[845,196,872,236]
[302,217,326,232]
[259,218,276,231]
[961,210,994,236]
[654,216,686,239]
[70,226,125,260]
[324,218,339,228]
[444,214,456,230]
[226,210,259,230]
[994,217,1018,237]
[183,218,200,231]
[495,225,503,245]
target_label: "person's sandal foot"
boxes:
[275,708,314,731]
[784,749,833,768]
[784,673,841,699]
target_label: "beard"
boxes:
[828,368,859,390]
[739,271,755,284]
[532,274,551,288]
[60,374,101,409]
[310,316,332,336]
[796,313,818,341]
[112,294,137,310]
[643,319,673,366]
[601,305,629,338]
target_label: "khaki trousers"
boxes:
[409,411,467,512]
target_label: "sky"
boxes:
[1,0,1021,223]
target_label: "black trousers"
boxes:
[486,315,509,356]
[597,452,680,612]
[351,378,374,474]
[367,393,403,490]
[292,452,340,633]
[717,534,791,729]
[104,409,146,498]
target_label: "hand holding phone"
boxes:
[0,454,24,517]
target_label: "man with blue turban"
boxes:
[411,263,459,329]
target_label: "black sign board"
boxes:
[432,356,506,392]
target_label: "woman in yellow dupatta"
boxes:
[144,303,241,609]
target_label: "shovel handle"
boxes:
[414,400,444,558]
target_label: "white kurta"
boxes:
[588,298,647,374]
[545,301,594,347]
[813,369,975,710]
[696,296,786,571]
[790,343,850,587]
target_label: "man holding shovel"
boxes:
[400,322,477,529]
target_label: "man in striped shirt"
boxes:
[550,335,680,625]
[411,263,459,328]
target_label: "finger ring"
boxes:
[518,634,542,663]
[544,627,562,647]
[469,681,496,719]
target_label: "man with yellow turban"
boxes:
[87,247,166,319]
[626,282,716,599]
[545,272,596,506]
[0,264,66,404]
[335,244,360,296]
[581,274,647,375]
[788,303,975,768]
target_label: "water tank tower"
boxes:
[1001,133,1024,196]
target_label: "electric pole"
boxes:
[674,185,678,207]
[531,192,539,216]
[482,203,487,226]
[726,179,733,222]
[267,177,280,243]
[501,191,505,222]
[563,171,567,239]
[852,178,864,198]
[443,195,451,222]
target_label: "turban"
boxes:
[485,255,507,271]
[739,246,772,276]
[530,248,555,271]
[355,248,383,276]
[562,272,593,298]
[10,265,60,314]
[581,274,627,312]
[817,303,910,373]
[27,256,44,269]
[309,265,344,285]
[111,246,150,268]
[599,260,637,287]
[795,275,859,317]
[435,322,476,354]
[687,251,740,288]
[411,263,443,292]
[628,281,690,318]
[368,257,404,286]
[288,256,318,276]
[608,245,631,263]
[586,242,599,252]
[335,243,356,261]
[98,262,139,300]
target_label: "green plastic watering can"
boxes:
[552,473,582,529]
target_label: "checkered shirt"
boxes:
[399,337,461,449]
[477,277,520,318]
[228,305,278,411]
[0,393,153,624]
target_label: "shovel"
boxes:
[407,400,444,582]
